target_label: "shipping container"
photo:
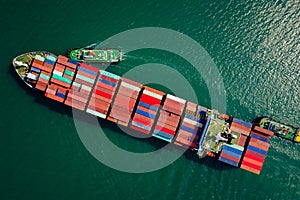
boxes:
[232,118,253,128]
[240,164,260,174]
[253,126,274,136]
[250,131,270,142]
[219,152,241,163]
[218,157,239,167]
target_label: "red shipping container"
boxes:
[54,65,65,73]
[58,59,77,69]
[181,121,197,130]
[45,92,64,103]
[220,152,240,163]
[69,93,88,104]
[121,78,143,88]
[144,86,165,96]
[65,67,75,73]
[94,89,112,99]
[155,125,175,135]
[77,69,97,80]
[241,160,262,171]
[117,86,139,99]
[237,134,247,146]
[242,157,263,167]
[230,126,250,136]
[251,131,271,140]
[140,94,161,105]
[110,104,132,113]
[231,122,251,132]
[99,74,118,83]
[50,78,70,88]
[43,62,54,69]
[80,63,99,72]
[244,152,265,163]
[137,105,157,115]
[109,111,130,123]
[246,150,266,160]
[74,78,94,88]
[63,74,73,81]
[33,59,43,65]
[156,121,177,131]
[250,138,270,148]
[249,141,269,152]
[162,104,182,115]
[253,126,274,136]
[94,86,114,96]
[130,125,151,135]
[97,81,115,92]
[92,94,110,103]
[133,117,152,126]
[240,164,260,175]
[64,97,85,110]
[54,63,66,71]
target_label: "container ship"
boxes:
[13,51,293,175]
[67,48,122,63]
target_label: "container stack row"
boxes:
[86,70,120,118]
[174,102,206,148]
[230,118,252,147]
[45,55,77,103]
[152,94,186,142]
[130,86,164,134]
[31,54,56,91]
[108,78,142,126]
[218,144,244,167]
[65,62,98,110]
[240,125,273,174]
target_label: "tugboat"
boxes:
[256,117,300,142]
[67,48,122,63]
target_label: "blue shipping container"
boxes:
[221,149,242,159]
[99,78,116,87]
[132,121,151,131]
[250,133,269,143]
[138,102,158,111]
[78,66,98,76]
[44,59,55,65]
[31,66,41,73]
[222,145,243,155]
[56,92,65,99]
[68,59,78,65]
[232,118,252,128]
[135,109,155,119]
[180,125,198,134]
[218,157,239,167]
[247,145,267,155]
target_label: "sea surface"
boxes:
[0,0,299,199]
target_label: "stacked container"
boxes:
[152,94,186,142]
[174,102,206,148]
[30,54,56,91]
[230,118,252,147]
[108,78,142,126]
[65,62,98,110]
[240,125,273,174]
[218,144,244,167]
[130,86,164,134]
[45,55,76,103]
[86,70,119,118]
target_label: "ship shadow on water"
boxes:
[9,65,234,172]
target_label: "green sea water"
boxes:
[1,0,299,199]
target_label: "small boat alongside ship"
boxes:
[67,48,122,63]
[256,117,300,142]
[11,50,299,175]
